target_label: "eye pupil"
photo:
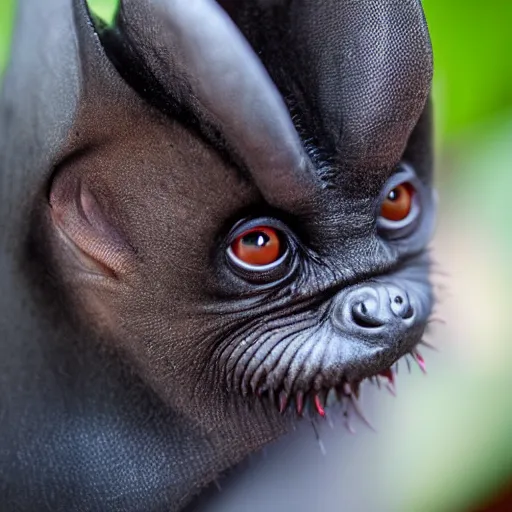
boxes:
[231,226,283,267]
[388,189,399,201]
[242,232,270,248]
[380,182,414,222]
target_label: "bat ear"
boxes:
[0,0,132,230]
[96,0,320,212]
[289,0,433,170]
[235,0,433,174]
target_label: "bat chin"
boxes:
[226,275,432,422]
[251,335,427,422]
[220,277,431,425]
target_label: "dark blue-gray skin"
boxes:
[0,0,436,510]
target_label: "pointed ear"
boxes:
[289,0,433,169]
[97,0,320,212]
[233,0,433,172]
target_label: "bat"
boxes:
[0,0,435,510]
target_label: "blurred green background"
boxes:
[1,1,511,511]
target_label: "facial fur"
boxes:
[40,0,436,431]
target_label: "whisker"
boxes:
[311,420,326,455]
[428,315,447,325]
[349,395,376,432]
[419,339,439,351]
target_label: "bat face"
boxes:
[1,0,436,506]
[46,0,435,423]
[47,112,435,421]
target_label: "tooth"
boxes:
[379,368,393,382]
[379,369,396,396]
[413,350,427,374]
[296,391,304,416]
[279,391,289,414]
[314,394,326,417]
[343,382,352,396]
[350,381,361,399]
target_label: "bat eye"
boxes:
[229,227,285,268]
[378,166,432,242]
[380,183,415,222]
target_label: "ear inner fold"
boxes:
[49,171,134,277]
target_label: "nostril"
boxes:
[352,300,385,329]
[390,292,414,319]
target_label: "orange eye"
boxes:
[231,227,282,267]
[380,183,415,221]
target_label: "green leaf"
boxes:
[423,0,512,139]
[0,0,15,76]
[87,0,119,25]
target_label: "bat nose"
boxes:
[333,284,414,333]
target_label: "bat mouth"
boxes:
[252,345,428,427]
[220,264,435,426]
